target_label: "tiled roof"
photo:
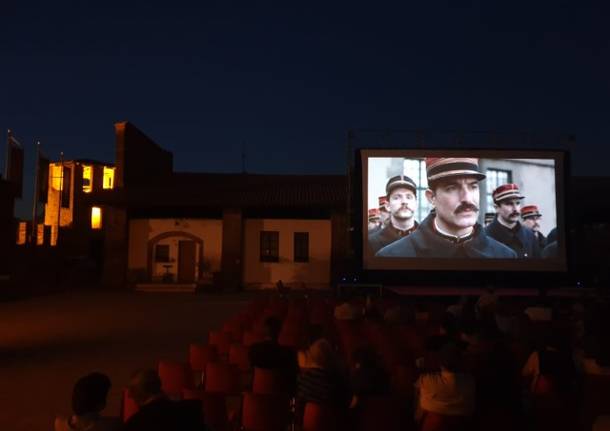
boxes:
[95,172,347,210]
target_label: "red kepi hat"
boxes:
[425,158,486,183]
[378,196,389,212]
[492,183,525,203]
[521,205,542,219]
[368,208,380,221]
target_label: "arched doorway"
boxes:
[147,231,204,283]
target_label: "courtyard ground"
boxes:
[0,289,256,431]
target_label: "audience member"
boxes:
[248,316,298,394]
[349,346,390,408]
[414,343,476,421]
[55,372,121,431]
[297,339,351,412]
[522,333,576,393]
[123,369,206,431]
[334,298,363,321]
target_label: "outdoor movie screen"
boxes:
[361,149,567,272]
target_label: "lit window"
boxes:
[16,222,27,245]
[103,167,115,189]
[486,169,512,209]
[36,224,44,245]
[50,225,58,246]
[82,165,93,193]
[91,206,102,229]
[51,164,63,191]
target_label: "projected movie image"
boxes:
[363,153,565,271]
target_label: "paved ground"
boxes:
[0,289,255,431]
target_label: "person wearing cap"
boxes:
[378,195,390,225]
[367,208,381,232]
[376,158,516,258]
[368,174,419,254]
[521,204,547,249]
[485,184,541,258]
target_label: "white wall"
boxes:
[128,218,223,280]
[243,219,331,289]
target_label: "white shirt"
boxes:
[415,370,476,417]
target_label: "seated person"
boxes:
[415,343,476,421]
[248,316,298,394]
[334,295,363,321]
[297,339,351,411]
[522,334,575,393]
[124,369,206,431]
[349,347,390,408]
[55,372,121,431]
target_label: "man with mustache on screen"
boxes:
[376,158,516,258]
[368,175,419,255]
[485,184,541,258]
[520,205,547,249]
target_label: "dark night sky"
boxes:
[2,2,610,216]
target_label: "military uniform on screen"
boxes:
[369,221,418,255]
[368,175,419,255]
[376,212,516,258]
[486,218,541,258]
[521,205,547,249]
[376,157,516,259]
[485,184,541,258]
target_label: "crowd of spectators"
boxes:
[54,288,610,431]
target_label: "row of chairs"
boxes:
[121,295,610,430]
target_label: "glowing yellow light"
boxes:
[51,164,63,190]
[82,165,93,193]
[16,222,27,245]
[91,206,102,230]
[103,167,115,189]
[36,224,44,245]
[50,226,58,246]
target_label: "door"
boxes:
[178,240,197,283]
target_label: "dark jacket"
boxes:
[368,221,418,255]
[542,241,558,258]
[249,340,298,394]
[534,232,547,250]
[485,218,541,258]
[376,213,516,258]
[123,398,206,431]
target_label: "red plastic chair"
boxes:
[222,320,244,342]
[209,330,233,356]
[228,343,251,371]
[182,388,229,431]
[241,392,290,431]
[252,367,291,395]
[302,402,339,431]
[204,362,241,394]
[243,330,266,347]
[158,360,193,399]
[189,343,219,372]
[121,388,139,422]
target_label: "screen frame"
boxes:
[357,148,569,273]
